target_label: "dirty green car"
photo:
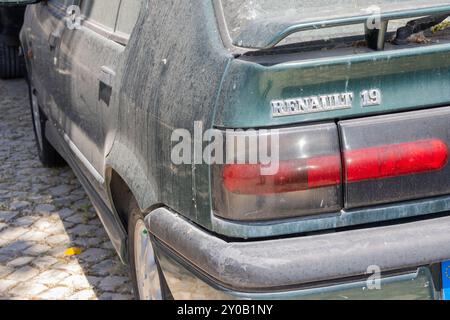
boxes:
[4,0,450,299]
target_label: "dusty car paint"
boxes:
[18,0,450,299]
[21,0,233,260]
[21,0,450,244]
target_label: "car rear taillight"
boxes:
[213,107,450,222]
[345,139,448,183]
[340,107,450,209]
[212,124,343,222]
[223,155,342,195]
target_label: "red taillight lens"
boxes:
[345,139,449,183]
[223,139,448,195]
[223,155,341,195]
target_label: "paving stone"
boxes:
[34,269,70,285]
[88,219,102,226]
[32,219,54,231]
[0,279,17,293]
[52,262,84,275]
[0,241,31,255]
[67,224,98,237]
[98,292,134,300]
[57,208,75,219]
[34,219,66,234]
[59,275,101,291]
[100,241,115,250]
[9,201,30,211]
[0,255,10,264]
[9,282,47,297]
[0,227,29,243]
[73,199,92,211]
[13,215,40,227]
[0,266,14,278]
[23,244,51,256]
[47,246,70,258]
[65,214,87,224]
[72,237,102,248]
[7,266,39,282]
[90,259,120,277]
[46,234,71,246]
[98,276,130,292]
[6,256,34,268]
[69,289,95,300]
[39,287,73,300]
[79,248,111,263]
[48,185,73,197]
[0,211,18,222]
[34,204,56,215]
[31,256,59,269]
[18,230,48,242]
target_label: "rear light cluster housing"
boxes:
[212,107,450,222]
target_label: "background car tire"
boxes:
[128,203,172,300]
[0,42,24,79]
[28,81,66,167]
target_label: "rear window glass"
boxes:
[220,0,450,46]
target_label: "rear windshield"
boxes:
[220,0,450,47]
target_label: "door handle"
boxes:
[98,66,116,87]
[98,66,116,105]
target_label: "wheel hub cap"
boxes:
[134,219,162,300]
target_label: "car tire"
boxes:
[28,81,66,167]
[128,204,172,300]
[0,42,24,79]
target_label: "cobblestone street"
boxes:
[0,79,133,300]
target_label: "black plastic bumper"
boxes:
[147,208,450,291]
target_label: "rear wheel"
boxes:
[28,82,65,167]
[128,206,170,300]
[0,42,24,79]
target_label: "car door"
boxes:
[26,0,78,121]
[57,0,142,187]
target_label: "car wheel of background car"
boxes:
[128,204,171,300]
[28,82,66,167]
[0,42,24,79]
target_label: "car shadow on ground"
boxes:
[0,79,133,300]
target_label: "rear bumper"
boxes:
[147,208,450,299]
[155,252,437,299]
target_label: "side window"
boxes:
[115,0,142,36]
[80,0,121,30]
[49,0,78,8]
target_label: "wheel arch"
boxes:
[105,139,161,232]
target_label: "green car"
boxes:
[4,0,450,299]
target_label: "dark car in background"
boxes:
[0,4,25,78]
[3,0,450,300]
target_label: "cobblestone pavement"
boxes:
[0,79,133,300]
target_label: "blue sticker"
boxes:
[442,261,450,300]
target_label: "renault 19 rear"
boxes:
[149,0,450,300]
